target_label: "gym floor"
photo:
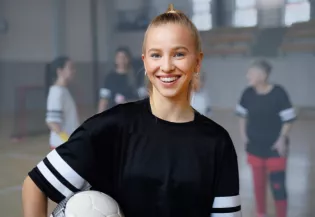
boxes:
[0,110,314,217]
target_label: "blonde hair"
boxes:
[142,4,202,96]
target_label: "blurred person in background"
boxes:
[45,56,79,149]
[191,72,211,117]
[98,47,138,112]
[236,59,297,217]
[133,58,149,99]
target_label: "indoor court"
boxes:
[0,109,314,217]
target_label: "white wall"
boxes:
[116,0,143,10]
[0,0,111,63]
[0,0,53,61]
[65,0,92,62]
[0,0,115,112]
[202,56,315,109]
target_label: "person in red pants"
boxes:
[236,59,297,217]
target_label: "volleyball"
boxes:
[50,191,124,217]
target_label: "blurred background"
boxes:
[0,0,314,216]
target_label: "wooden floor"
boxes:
[0,110,314,217]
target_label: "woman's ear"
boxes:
[195,52,204,72]
[142,54,147,75]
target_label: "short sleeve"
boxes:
[235,88,250,118]
[277,87,296,123]
[28,106,123,203]
[211,131,241,216]
[46,87,63,123]
[99,74,113,99]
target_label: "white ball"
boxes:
[64,191,124,217]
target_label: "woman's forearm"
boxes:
[280,123,292,137]
[46,122,62,134]
[239,118,247,138]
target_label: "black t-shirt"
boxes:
[236,85,296,157]
[99,71,138,108]
[29,98,241,217]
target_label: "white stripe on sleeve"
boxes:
[211,210,242,217]
[46,111,63,123]
[279,108,296,122]
[100,88,111,98]
[47,150,90,190]
[37,161,73,197]
[236,104,248,116]
[213,195,241,208]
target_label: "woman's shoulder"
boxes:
[195,116,234,152]
[48,85,67,97]
[195,114,231,139]
[272,84,287,93]
[81,99,147,133]
[241,86,254,96]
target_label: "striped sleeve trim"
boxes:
[211,211,242,217]
[100,88,111,98]
[35,150,91,198]
[46,150,91,189]
[211,195,241,216]
[46,110,63,123]
[37,161,73,197]
[235,104,247,117]
[279,108,296,122]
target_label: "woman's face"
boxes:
[142,23,203,100]
[246,67,267,87]
[58,60,75,82]
[115,51,130,69]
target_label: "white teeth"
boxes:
[159,77,178,83]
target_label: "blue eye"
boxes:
[175,53,185,57]
[150,53,161,58]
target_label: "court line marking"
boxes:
[2,153,44,160]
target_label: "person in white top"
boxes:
[45,56,79,149]
[191,73,211,117]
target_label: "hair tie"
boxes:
[166,4,176,13]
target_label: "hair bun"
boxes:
[166,3,177,13]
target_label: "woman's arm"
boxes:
[22,125,96,216]
[98,98,109,113]
[280,123,292,137]
[239,117,248,144]
[211,131,241,216]
[98,74,113,113]
[46,87,69,141]
[47,122,62,134]
[22,176,48,217]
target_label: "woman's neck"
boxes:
[116,66,127,74]
[150,89,194,123]
[254,83,272,94]
[55,78,67,87]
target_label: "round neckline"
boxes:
[144,98,198,126]
[254,85,275,96]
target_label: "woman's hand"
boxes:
[241,134,249,148]
[115,93,126,104]
[271,136,287,157]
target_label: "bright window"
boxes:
[192,0,212,30]
[284,0,310,26]
[234,0,258,27]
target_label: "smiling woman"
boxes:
[22,4,241,217]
